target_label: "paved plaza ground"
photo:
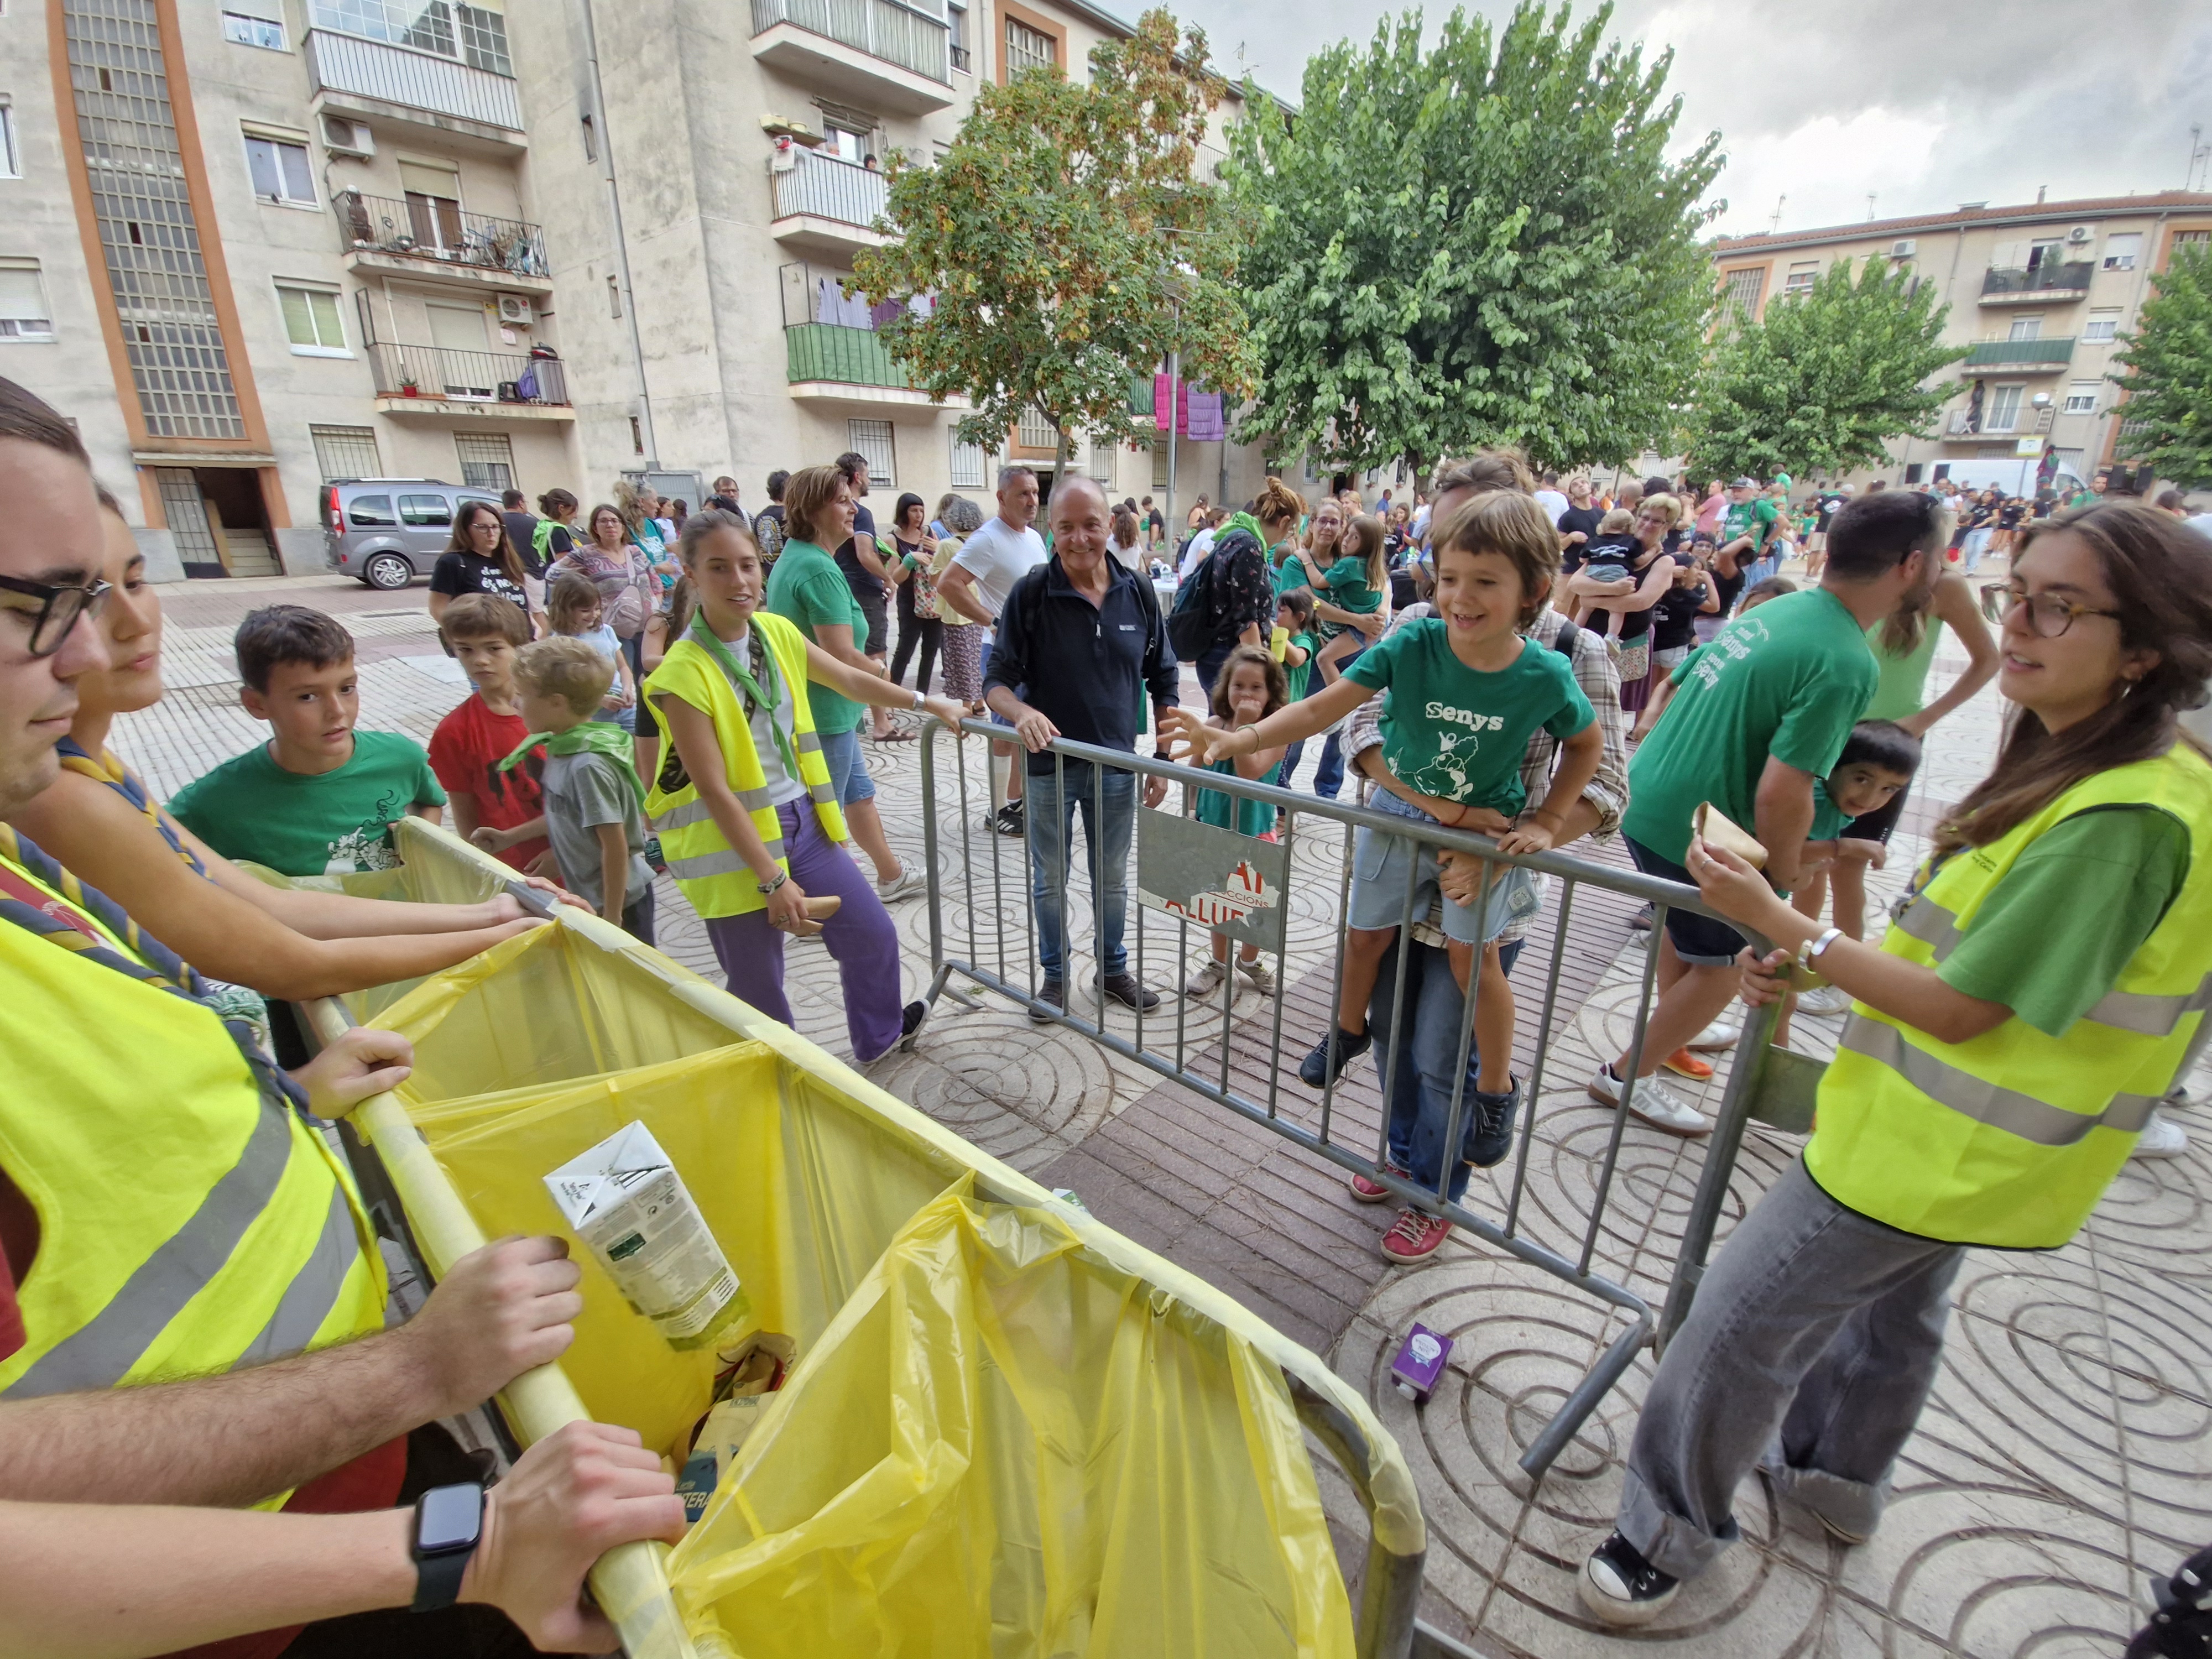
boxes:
[117,566,2212,1657]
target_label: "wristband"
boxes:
[757,869,789,896]
[911,688,926,709]
[410,1482,485,1613]
[1796,926,1843,972]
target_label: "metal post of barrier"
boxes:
[1430,854,1496,1205]
[1505,879,1577,1237]
[1368,829,1424,1163]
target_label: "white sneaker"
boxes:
[1588,1065,1712,1137]
[1688,1016,1743,1051]
[1236,956,1277,996]
[1793,984,1853,1017]
[2132,1110,2189,1160]
[1184,959,1232,1000]
[875,865,926,902]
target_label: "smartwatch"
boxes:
[410,1481,486,1613]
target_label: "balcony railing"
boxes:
[371,342,568,405]
[305,29,524,131]
[336,190,547,278]
[1961,337,2076,368]
[1980,260,2094,301]
[770,147,891,231]
[750,0,951,86]
[786,322,912,388]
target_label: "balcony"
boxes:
[769,148,894,258]
[749,0,955,114]
[1961,337,2076,371]
[1979,260,2094,305]
[786,322,963,409]
[306,29,524,147]
[368,343,572,420]
[335,191,551,294]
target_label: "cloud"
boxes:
[1174,0,2212,237]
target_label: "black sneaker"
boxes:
[993,801,1025,838]
[1468,1076,1520,1167]
[1298,1025,1373,1088]
[898,999,926,1049]
[1579,1531,1679,1627]
[1028,978,1063,1023]
[1095,971,1161,1012]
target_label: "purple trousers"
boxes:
[705,799,905,1062]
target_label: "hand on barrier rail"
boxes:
[461,1420,687,1654]
[401,1235,586,1418]
[1736,946,1798,1008]
[292,1025,415,1118]
[919,693,971,734]
[1006,705,1060,754]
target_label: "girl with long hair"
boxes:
[1583,500,2212,1625]
[885,491,940,708]
[1310,512,1390,685]
[427,499,539,637]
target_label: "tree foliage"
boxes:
[1683,258,1963,482]
[1225,2,1721,473]
[2110,241,2212,489]
[852,8,1253,460]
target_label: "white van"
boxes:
[1934,458,2088,499]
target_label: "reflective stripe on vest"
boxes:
[1837,1017,2161,1144]
[1895,894,2212,1036]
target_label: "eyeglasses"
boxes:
[0,572,111,658]
[1984,582,2121,639]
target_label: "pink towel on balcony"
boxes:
[1155,371,1173,432]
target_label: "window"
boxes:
[1720,265,1765,320]
[1086,434,1114,488]
[453,433,515,492]
[2084,308,2120,343]
[948,1,969,71]
[1151,442,1168,489]
[399,159,464,251]
[2007,314,2043,341]
[2062,381,2099,415]
[0,260,53,341]
[580,112,597,163]
[399,492,452,528]
[1985,384,2024,434]
[222,9,286,49]
[345,492,396,525]
[309,1,510,75]
[949,433,987,489]
[453,4,510,75]
[276,283,347,353]
[607,275,621,319]
[823,124,869,165]
[310,424,380,480]
[0,101,18,179]
[244,134,316,206]
[847,419,895,487]
[1782,261,1818,296]
[1005,17,1057,76]
[1016,407,1056,451]
[2102,232,2141,272]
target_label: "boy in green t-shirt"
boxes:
[170,606,445,876]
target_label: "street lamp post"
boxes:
[1161,263,1194,559]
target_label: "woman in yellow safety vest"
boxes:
[644,508,965,1061]
[1580,500,2212,1626]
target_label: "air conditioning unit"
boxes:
[2067,225,2091,243]
[321,115,373,159]
[1890,238,1917,258]
[497,295,534,326]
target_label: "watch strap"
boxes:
[410,1541,473,1613]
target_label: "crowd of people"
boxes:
[6,349,2212,1653]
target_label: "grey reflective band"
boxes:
[10,1098,295,1396]
[1839,1016,2159,1145]
[2085,979,2212,1039]
[666,845,776,881]
[795,731,824,754]
[234,1178,362,1370]
[808,781,840,807]
[654,799,715,831]
[736,785,780,812]
[1892,894,1963,962]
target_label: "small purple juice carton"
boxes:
[1391,1323,1452,1404]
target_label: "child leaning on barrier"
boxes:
[1181,644,1290,1004]
[1165,491,1604,1129]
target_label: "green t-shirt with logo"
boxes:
[763,536,865,737]
[169,729,446,875]
[1623,588,1878,864]
[1722,497,1780,551]
[1344,621,1594,817]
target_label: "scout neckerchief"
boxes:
[686,617,801,782]
[495,722,645,807]
[0,823,307,1117]
[56,737,207,876]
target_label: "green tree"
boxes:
[1225,2,1721,474]
[852,8,1253,464]
[2110,240,2212,488]
[1683,258,1963,481]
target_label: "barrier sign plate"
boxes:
[1135,810,1291,954]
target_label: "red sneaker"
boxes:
[1381,1207,1453,1264]
[1348,1162,1408,1204]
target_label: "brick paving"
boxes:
[114,566,2212,1657]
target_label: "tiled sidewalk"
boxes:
[118,571,2212,1657]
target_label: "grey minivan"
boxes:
[322,478,504,589]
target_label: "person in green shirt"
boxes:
[1598,490,1944,1134]
[169,606,445,877]
[762,465,922,904]
[1718,477,1782,585]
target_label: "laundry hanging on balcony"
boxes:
[812,277,874,331]
[1152,373,1224,441]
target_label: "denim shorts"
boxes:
[816,724,875,805]
[1347,790,1541,946]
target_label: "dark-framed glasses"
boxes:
[0,572,111,657]
[1983,582,2120,639]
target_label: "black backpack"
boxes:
[1167,526,1261,660]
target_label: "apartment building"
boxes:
[1708,191,2212,492]
[0,0,1265,582]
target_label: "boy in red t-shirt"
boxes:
[427,593,551,873]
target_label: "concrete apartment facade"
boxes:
[1708,191,2212,492]
[0,0,1267,582]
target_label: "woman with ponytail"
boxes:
[1582,500,2212,1626]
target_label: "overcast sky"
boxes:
[1173,0,2212,238]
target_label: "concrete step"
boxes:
[222,530,280,579]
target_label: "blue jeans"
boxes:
[1280,656,1352,799]
[1026,759,1135,980]
[1365,937,1523,1204]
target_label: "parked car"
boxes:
[322,478,503,590]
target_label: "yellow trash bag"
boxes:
[673,1183,1355,1659]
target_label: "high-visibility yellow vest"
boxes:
[1807,743,2212,1248]
[0,849,387,1503]
[643,612,847,919]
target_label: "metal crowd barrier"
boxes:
[918,716,1798,1480]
